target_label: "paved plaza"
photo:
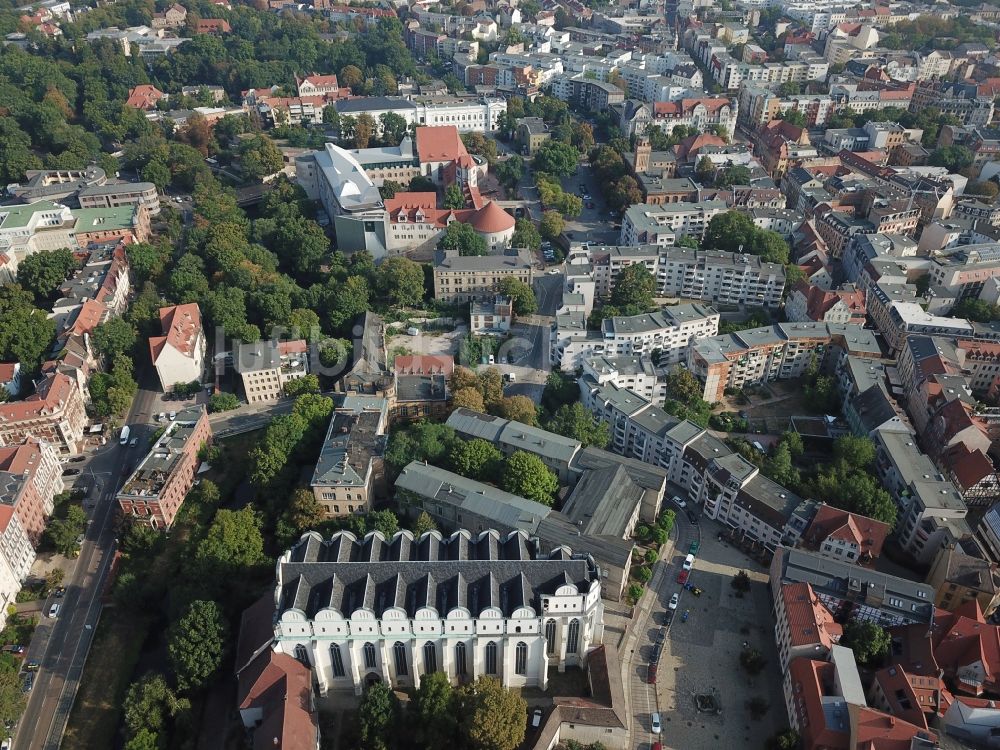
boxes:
[654,524,785,749]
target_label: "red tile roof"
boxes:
[802,503,889,563]
[793,281,866,323]
[394,355,455,376]
[0,364,18,383]
[930,603,1000,696]
[788,658,851,749]
[125,84,165,110]
[942,443,996,492]
[415,125,469,164]
[853,706,937,750]
[780,581,843,648]
[302,74,338,87]
[238,651,318,750]
[871,666,932,729]
[150,304,202,363]
[674,133,727,161]
[0,373,75,422]
[195,18,231,32]
[654,97,733,117]
[469,200,515,233]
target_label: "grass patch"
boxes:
[61,612,151,750]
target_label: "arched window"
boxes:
[363,642,377,670]
[330,644,345,678]
[515,642,527,676]
[567,619,580,655]
[455,642,467,676]
[393,642,408,676]
[545,620,556,655]
[485,641,497,675]
[423,641,437,673]
[294,644,309,666]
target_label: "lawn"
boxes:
[61,612,151,750]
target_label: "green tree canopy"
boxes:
[238,134,284,180]
[501,451,558,505]
[457,676,527,750]
[190,507,265,583]
[929,145,974,173]
[532,141,579,177]
[539,210,564,240]
[496,276,537,315]
[610,263,655,310]
[359,682,398,750]
[546,403,610,448]
[377,256,425,307]
[439,221,488,257]
[443,183,465,209]
[510,218,541,250]
[450,438,503,481]
[494,395,538,425]
[17,248,77,305]
[92,317,138,360]
[840,620,891,666]
[168,600,228,692]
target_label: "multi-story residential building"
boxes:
[470,297,512,335]
[116,407,212,529]
[432,247,533,303]
[71,204,150,246]
[645,97,738,140]
[784,282,867,324]
[149,303,206,393]
[657,247,786,308]
[772,581,842,671]
[0,373,87,454]
[515,117,550,155]
[873,428,970,564]
[737,84,834,128]
[620,201,729,246]
[549,304,719,371]
[0,439,63,546]
[77,181,160,215]
[296,73,341,98]
[926,546,1000,617]
[310,396,388,517]
[271,528,605,694]
[0,200,76,257]
[549,75,625,111]
[799,503,889,567]
[393,355,452,423]
[581,355,666,404]
[234,340,310,403]
[687,323,880,403]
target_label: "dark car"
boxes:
[687,511,699,524]
[585,201,595,209]
[22,661,38,672]
[69,456,85,463]
[646,663,657,684]
[0,645,23,655]
[663,610,674,626]
[61,469,80,476]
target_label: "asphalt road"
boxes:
[14,382,162,750]
[622,502,700,750]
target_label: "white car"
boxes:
[651,712,662,734]
[672,495,686,508]
[668,593,679,610]
[47,603,60,619]
[683,554,695,571]
[169,411,176,420]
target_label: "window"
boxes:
[545,620,556,655]
[456,642,467,676]
[485,641,497,675]
[394,642,408,676]
[423,641,437,673]
[331,644,345,678]
[294,644,309,666]
[567,619,580,655]
[363,642,377,670]
[515,642,527,675]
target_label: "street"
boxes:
[12,378,163,750]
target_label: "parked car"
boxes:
[663,610,674,626]
[531,708,543,728]
[646,663,657,684]
[61,469,80,476]
[687,511,699,524]
[676,570,689,585]
[582,193,592,200]
[651,712,662,734]
[169,411,176,420]
[21,673,33,693]
[671,495,686,508]
[689,540,700,555]
[129,438,138,447]
[22,661,38,672]
[683,554,695,571]
[47,603,60,619]
[0,645,24,655]
[54,587,65,598]
[668,593,679,610]
[69,456,85,463]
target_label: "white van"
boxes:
[119,425,130,446]
[682,554,695,571]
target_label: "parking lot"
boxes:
[653,519,786,749]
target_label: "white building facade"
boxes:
[272,529,605,696]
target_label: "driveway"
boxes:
[654,518,785,749]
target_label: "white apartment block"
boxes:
[621,201,729,247]
[272,528,605,696]
[581,355,667,403]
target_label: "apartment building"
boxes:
[234,339,310,403]
[77,181,160,216]
[0,373,87,455]
[581,355,666,404]
[432,248,533,303]
[784,282,867,324]
[310,396,388,517]
[926,546,1000,617]
[620,201,729,246]
[149,303,206,393]
[116,407,212,529]
[470,297,512,335]
[688,323,880,403]
[737,84,834,128]
[772,581,842,671]
[0,439,62,546]
[658,247,786,308]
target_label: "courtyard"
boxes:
[654,521,786,750]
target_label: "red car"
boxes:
[647,664,657,684]
[676,569,689,584]
[652,743,663,750]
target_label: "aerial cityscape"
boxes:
[2,0,1000,748]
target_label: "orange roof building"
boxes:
[786,281,867,325]
[125,84,165,111]
[0,373,87,455]
[149,303,206,393]
[774,581,843,670]
[801,503,890,566]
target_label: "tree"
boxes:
[777,108,807,128]
[546,403,610,448]
[359,682,397,750]
[409,175,437,192]
[929,144,973,173]
[766,729,801,750]
[510,218,541,250]
[354,113,376,149]
[495,155,524,190]
[384,422,460,476]
[0,667,25,729]
[665,366,704,405]
[284,374,321,397]
[190,507,265,583]
[571,121,595,153]
[367,509,399,538]
[696,155,715,183]
[494,395,538,425]
[287,488,326,532]
[46,505,86,557]
[967,180,999,202]
[413,511,437,537]
[716,164,752,188]
[443,183,466,209]
[502,451,558,505]
[740,647,766,675]
[168,600,228,692]
[123,672,190,743]
[339,65,365,90]
[539,210,564,240]
[208,392,240,412]
[379,180,403,199]
[238,135,283,180]
[439,221,488,257]
[731,570,751,593]
[17,248,77,305]
[452,387,486,413]
[532,141,579,177]
[411,671,458,747]
[764,443,798,488]
[379,111,409,146]
[840,620,890,667]
[952,298,1000,323]
[461,132,498,164]
[377,256,425,307]
[833,435,875,472]
[450,438,503,480]
[496,276,537,315]
[457,676,527,750]
[610,263,655,310]
[92,317,137,360]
